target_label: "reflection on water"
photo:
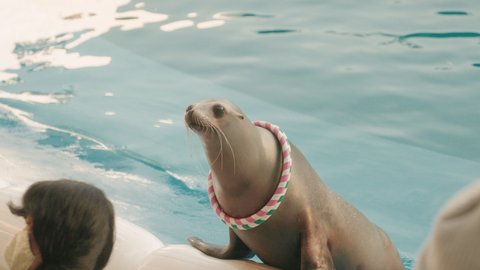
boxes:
[0,0,166,81]
[0,90,67,104]
[0,0,230,82]
[197,20,226,30]
[160,20,195,32]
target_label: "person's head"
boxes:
[415,181,480,270]
[5,179,115,270]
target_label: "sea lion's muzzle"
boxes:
[185,104,208,133]
[185,105,198,130]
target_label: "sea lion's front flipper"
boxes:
[300,216,335,270]
[300,238,335,270]
[188,229,253,259]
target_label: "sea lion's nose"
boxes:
[186,104,195,112]
[185,104,195,125]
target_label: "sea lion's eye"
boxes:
[213,104,225,118]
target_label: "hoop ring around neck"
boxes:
[207,121,292,230]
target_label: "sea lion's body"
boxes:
[185,99,404,270]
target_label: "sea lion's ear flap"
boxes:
[236,113,245,120]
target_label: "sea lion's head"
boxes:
[185,99,255,172]
[185,99,246,138]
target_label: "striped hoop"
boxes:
[207,121,292,230]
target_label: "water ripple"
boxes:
[326,30,480,48]
[213,12,274,19]
[0,103,109,149]
[437,11,469,16]
[398,32,480,40]
[401,254,415,270]
[257,29,298,35]
[117,149,206,200]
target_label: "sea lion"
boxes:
[185,99,404,270]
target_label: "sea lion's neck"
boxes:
[208,125,283,218]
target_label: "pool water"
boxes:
[1,0,479,268]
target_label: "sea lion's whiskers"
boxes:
[209,125,223,168]
[214,126,225,170]
[216,126,236,176]
[194,116,204,132]
[184,120,209,176]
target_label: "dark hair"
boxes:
[8,179,115,270]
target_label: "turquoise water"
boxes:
[1,0,479,268]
